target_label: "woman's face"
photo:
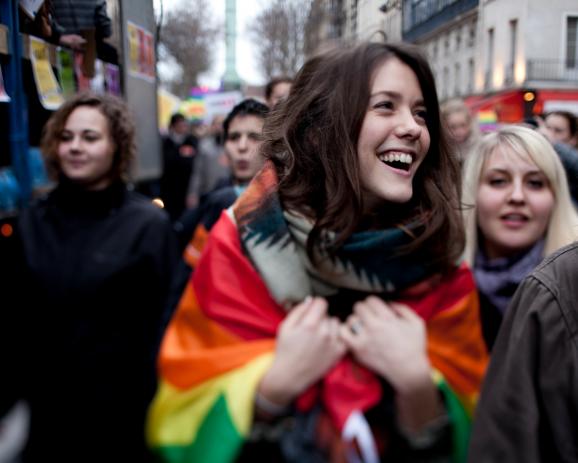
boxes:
[357,57,431,211]
[57,106,116,190]
[476,146,555,259]
[446,111,471,144]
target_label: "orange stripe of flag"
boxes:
[160,283,275,390]
[427,289,488,395]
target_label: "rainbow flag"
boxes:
[147,211,488,462]
[477,109,499,133]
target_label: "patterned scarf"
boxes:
[233,163,437,310]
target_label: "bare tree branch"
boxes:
[158,0,220,97]
[249,0,313,80]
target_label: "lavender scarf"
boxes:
[473,240,545,314]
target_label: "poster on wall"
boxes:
[104,63,121,96]
[74,51,92,91]
[90,60,106,94]
[127,21,155,82]
[0,67,10,102]
[29,36,64,110]
[57,48,76,98]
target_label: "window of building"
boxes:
[508,19,517,82]
[486,27,494,88]
[454,62,461,95]
[567,16,578,68]
[468,58,475,93]
[468,21,476,47]
[350,0,359,39]
[445,33,450,55]
[455,27,462,51]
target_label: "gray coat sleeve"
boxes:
[468,273,578,463]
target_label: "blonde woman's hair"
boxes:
[462,125,578,264]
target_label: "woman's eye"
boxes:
[59,132,72,141]
[374,101,394,110]
[527,179,545,189]
[488,178,507,186]
[415,109,428,121]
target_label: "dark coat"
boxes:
[160,134,198,221]
[2,181,177,462]
[468,242,578,463]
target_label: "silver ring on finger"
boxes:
[350,320,362,335]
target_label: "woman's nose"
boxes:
[508,179,526,203]
[395,110,421,139]
[69,136,82,152]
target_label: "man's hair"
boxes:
[169,113,187,128]
[41,91,135,182]
[223,98,269,139]
[260,41,464,271]
[264,76,293,101]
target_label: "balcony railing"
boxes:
[402,0,479,42]
[527,59,578,82]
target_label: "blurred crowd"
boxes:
[3,34,578,463]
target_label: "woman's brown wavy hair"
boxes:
[262,41,464,271]
[41,91,136,183]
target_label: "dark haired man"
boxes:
[164,99,269,322]
[176,98,269,249]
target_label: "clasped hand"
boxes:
[258,295,432,408]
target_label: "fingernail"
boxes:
[304,295,312,305]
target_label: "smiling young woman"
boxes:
[148,42,488,463]
[462,124,578,351]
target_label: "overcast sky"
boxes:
[153,0,267,88]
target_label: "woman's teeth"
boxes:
[378,152,413,170]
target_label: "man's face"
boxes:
[171,118,189,136]
[224,114,265,183]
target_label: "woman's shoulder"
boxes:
[121,191,172,225]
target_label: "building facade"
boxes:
[319,0,578,120]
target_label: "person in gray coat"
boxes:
[468,242,578,462]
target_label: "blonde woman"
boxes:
[462,124,578,350]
